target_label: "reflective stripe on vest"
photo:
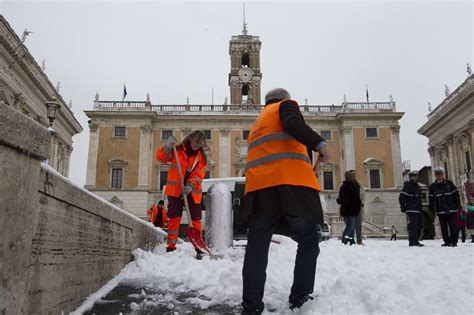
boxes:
[244,100,320,194]
[245,151,311,170]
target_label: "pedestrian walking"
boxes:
[399,170,424,247]
[428,167,461,247]
[156,130,207,255]
[241,88,330,314]
[390,225,397,241]
[337,171,363,245]
[350,169,365,245]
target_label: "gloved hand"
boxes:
[401,208,406,213]
[166,136,177,147]
[184,184,193,195]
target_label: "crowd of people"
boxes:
[148,87,472,314]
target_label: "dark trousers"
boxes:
[167,196,202,219]
[391,234,397,241]
[242,212,320,312]
[407,213,422,245]
[438,213,457,245]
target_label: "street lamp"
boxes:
[46,98,60,127]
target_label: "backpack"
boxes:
[455,209,468,227]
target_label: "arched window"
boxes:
[241,52,250,67]
[242,83,249,96]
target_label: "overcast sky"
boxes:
[2,0,472,187]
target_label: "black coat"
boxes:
[243,100,326,228]
[429,179,460,215]
[399,180,423,214]
[337,181,362,217]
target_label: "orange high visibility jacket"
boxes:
[156,143,207,204]
[245,100,321,195]
[147,205,167,227]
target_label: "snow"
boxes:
[73,237,473,314]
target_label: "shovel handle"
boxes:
[172,145,194,227]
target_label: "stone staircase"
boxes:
[323,214,388,238]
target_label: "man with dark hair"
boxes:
[429,167,461,246]
[399,170,424,247]
[241,88,330,314]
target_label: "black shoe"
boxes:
[195,251,205,260]
[451,243,457,247]
[441,243,451,247]
[416,242,424,247]
[289,294,314,310]
[166,247,176,252]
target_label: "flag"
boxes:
[122,84,127,101]
[366,84,369,103]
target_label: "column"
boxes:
[85,124,99,189]
[428,146,436,181]
[391,125,403,187]
[138,125,153,189]
[341,126,355,172]
[219,128,231,177]
[446,135,457,184]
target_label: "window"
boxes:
[111,168,123,188]
[159,171,168,191]
[369,169,381,188]
[323,171,334,190]
[465,151,471,172]
[204,130,212,140]
[114,126,126,137]
[205,171,211,179]
[444,161,449,180]
[161,130,173,140]
[242,52,250,67]
[242,130,250,140]
[321,130,331,141]
[366,128,378,138]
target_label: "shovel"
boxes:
[172,145,213,256]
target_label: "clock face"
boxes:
[238,68,254,82]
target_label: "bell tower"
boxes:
[228,5,262,105]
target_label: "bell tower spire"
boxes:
[242,3,248,35]
[229,4,262,105]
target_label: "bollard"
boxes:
[205,183,233,251]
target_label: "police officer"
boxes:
[399,170,424,247]
[429,167,461,247]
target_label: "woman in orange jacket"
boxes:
[156,130,207,253]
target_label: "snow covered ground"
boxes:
[74,237,473,314]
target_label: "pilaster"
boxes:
[390,125,403,187]
[219,128,231,177]
[138,125,153,189]
[85,124,99,188]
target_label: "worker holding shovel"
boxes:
[156,130,210,257]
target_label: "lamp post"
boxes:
[46,98,60,128]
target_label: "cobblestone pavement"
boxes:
[84,283,241,314]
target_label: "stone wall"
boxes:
[0,104,166,314]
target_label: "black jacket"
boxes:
[429,179,460,215]
[243,100,326,228]
[337,181,362,217]
[399,180,423,214]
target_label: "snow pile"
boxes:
[75,238,473,314]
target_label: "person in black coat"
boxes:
[241,88,330,314]
[337,171,362,245]
[399,170,424,247]
[429,167,461,246]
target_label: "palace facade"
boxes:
[85,26,408,235]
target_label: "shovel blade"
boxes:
[186,227,212,256]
